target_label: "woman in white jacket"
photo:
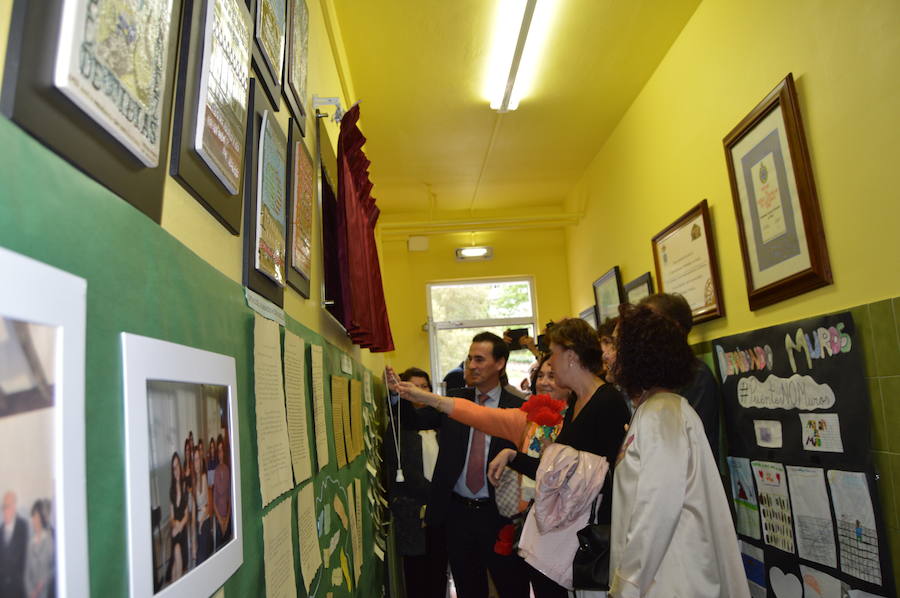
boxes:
[605,304,749,598]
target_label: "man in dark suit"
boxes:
[0,491,28,598]
[400,332,529,598]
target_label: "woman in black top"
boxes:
[169,452,190,582]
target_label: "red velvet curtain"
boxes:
[335,104,394,352]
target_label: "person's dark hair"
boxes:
[639,293,693,334]
[597,316,618,340]
[612,304,695,397]
[530,353,553,394]
[30,500,48,530]
[170,452,182,504]
[471,331,510,368]
[399,367,433,391]
[546,318,603,373]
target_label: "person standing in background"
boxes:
[0,491,28,598]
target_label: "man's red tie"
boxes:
[465,393,490,494]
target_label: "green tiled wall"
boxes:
[852,298,900,586]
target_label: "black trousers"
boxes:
[445,496,529,598]
[402,522,449,598]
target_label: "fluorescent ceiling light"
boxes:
[456,246,493,260]
[484,0,557,112]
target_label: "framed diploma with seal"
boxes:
[624,272,654,305]
[723,73,831,310]
[592,266,624,326]
[651,199,724,324]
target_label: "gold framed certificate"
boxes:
[651,199,724,324]
[723,73,832,310]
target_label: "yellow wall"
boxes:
[565,0,900,344]
[0,1,384,372]
[381,228,572,376]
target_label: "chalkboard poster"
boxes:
[715,312,895,598]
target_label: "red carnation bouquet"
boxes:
[519,394,567,453]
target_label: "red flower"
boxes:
[494,523,516,555]
[520,394,566,427]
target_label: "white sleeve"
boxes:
[611,401,688,598]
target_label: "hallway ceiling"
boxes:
[333,0,701,226]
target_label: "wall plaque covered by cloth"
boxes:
[715,312,894,597]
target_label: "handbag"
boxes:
[494,467,522,518]
[572,490,610,590]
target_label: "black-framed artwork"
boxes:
[247,0,286,109]
[651,199,725,324]
[242,78,285,307]
[1,0,182,222]
[170,0,253,234]
[592,266,624,326]
[316,110,346,330]
[623,272,654,305]
[286,118,313,297]
[282,0,308,133]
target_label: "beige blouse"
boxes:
[610,392,749,598]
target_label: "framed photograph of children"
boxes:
[651,199,725,324]
[624,272,654,305]
[121,334,242,598]
[0,247,89,598]
[723,73,832,310]
[592,266,623,326]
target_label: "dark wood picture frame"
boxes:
[1,0,182,223]
[242,78,284,307]
[285,118,312,298]
[282,0,308,134]
[592,266,624,326]
[723,73,831,310]
[651,200,725,324]
[247,0,284,109]
[316,110,347,332]
[170,0,252,235]
[624,272,655,305]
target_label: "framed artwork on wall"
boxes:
[723,73,832,310]
[592,266,623,326]
[248,0,285,107]
[624,272,654,305]
[578,306,597,330]
[0,247,89,598]
[286,118,314,297]
[1,0,182,222]
[651,199,724,324]
[121,333,242,598]
[170,0,253,234]
[283,0,309,132]
[242,78,285,307]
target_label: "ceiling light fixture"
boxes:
[484,0,557,112]
[456,246,493,261]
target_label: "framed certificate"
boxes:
[283,0,309,132]
[651,199,724,324]
[286,118,314,297]
[723,73,831,310]
[248,0,285,107]
[624,272,654,305]
[592,266,623,326]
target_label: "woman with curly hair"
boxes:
[606,304,748,598]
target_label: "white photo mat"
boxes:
[121,334,243,598]
[0,246,89,598]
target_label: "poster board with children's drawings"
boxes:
[715,312,894,597]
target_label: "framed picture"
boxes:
[0,247,89,598]
[723,73,832,310]
[286,118,314,297]
[578,306,597,330]
[249,0,285,107]
[170,0,253,234]
[592,266,623,326]
[242,79,285,307]
[624,272,654,305]
[121,333,242,598]
[651,199,725,324]
[283,0,309,132]
[1,0,182,222]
